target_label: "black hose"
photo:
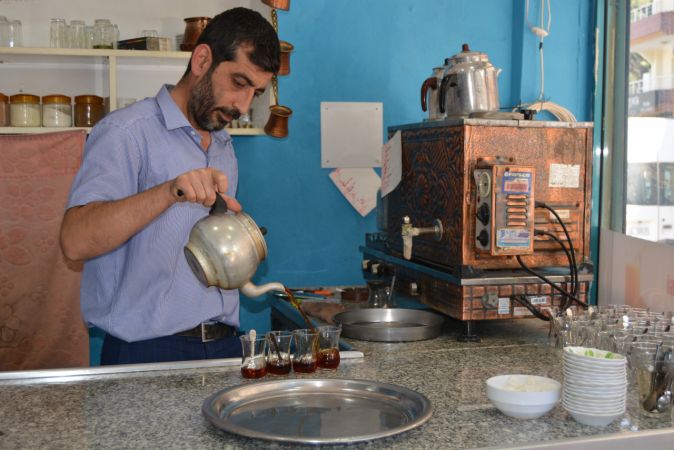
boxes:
[516,255,588,308]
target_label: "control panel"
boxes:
[474,164,535,256]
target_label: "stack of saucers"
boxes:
[562,346,627,427]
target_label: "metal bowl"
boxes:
[333,308,444,342]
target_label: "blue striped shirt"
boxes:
[67,85,240,342]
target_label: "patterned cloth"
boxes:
[0,130,88,370]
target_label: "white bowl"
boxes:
[486,375,561,419]
[566,409,624,427]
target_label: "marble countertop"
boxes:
[1,318,673,449]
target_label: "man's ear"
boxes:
[189,43,213,77]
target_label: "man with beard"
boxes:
[59,8,280,365]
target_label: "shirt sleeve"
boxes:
[67,120,142,208]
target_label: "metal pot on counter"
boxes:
[438,43,501,118]
[183,194,284,297]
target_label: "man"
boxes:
[60,8,280,365]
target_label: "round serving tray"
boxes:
[202,378,432,444]
[333,308,445,342]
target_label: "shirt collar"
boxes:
[156,84,232,144]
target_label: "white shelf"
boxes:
[0,126,265,136]
[1,46,273,135]
[0,47,191,59]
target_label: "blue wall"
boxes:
[235,0,596,332]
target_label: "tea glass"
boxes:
[266,331,293,375]
[292,329,318,373]
[239,335,267,379]
[631,342,672,416]
[317,325,341,369]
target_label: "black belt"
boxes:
[175,322,237,343]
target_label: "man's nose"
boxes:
[234,88,256,115]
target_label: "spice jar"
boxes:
[0,93,9,126]
[10,94,41,127]
[42,94,72,127]
[74,95,104,127]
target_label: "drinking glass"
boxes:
[0,16,9,47]
[8,20,22,47]
[266,331,292,375]
[69,20,86,49]
[50,18,66,48]
[239,334,267,379]
[142,29,159,38]
[317,325,341,369]
[292,329,318,373]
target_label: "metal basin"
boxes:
[333,308,445,342]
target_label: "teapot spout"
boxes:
[240,281,285,298]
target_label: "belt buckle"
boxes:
[200,323,215,343]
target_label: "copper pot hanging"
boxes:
[264,105,292,138]
[262,0,290,11]
[278,41,294,76]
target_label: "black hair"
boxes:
[183,7,280,77]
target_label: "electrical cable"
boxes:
[535,229,577,311]
[516,254,587,308]
[535,201,579,301]
[511,294,551,321]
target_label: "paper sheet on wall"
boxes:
[329,168,380,217]
[380,130,402,197]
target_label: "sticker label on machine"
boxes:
[549,163,580,188]
[528,295,550,305]
[498,297,510,315]
[496,228,531,248]
[501,171,532,194]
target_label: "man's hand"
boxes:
[170,167,242,212]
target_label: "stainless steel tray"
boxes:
[202,378,432,444]
[333,308,445,342]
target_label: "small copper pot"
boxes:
[262,0,290,11]
[181,17,211,52]
[278,41,294,76]
[264,105,292,138]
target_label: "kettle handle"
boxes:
[210,193,229,216]
[176,189,229,216]
[420,77,438,112]
[438,75,449,114]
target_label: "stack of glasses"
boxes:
[562,346,627,427]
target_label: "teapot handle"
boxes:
[176,190,229,216]
[210,193,229,216]
[439,75,449,114]
[420,77,438,112]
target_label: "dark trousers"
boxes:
[101,333,243,365]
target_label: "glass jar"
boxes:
[42,94,72,127]
[92,19,114,49]
[0,92,9,126]
[10,94,41,127]
[74,95,104,127]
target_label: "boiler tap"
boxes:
[401,216,443,260]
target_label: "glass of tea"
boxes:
[317,325,342,369]
[292,329,319,373]
[239,334,267,379]
[266,331,293,375]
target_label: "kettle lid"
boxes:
[448,43,489,64]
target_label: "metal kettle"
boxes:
[183,194,284,297]
[439,43,501,117]
[420,65,447,121]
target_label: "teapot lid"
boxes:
[448,43,490,64]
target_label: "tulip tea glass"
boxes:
[240,335,267,379]
[292,329,318,373]
[266,331,293,375]
[317,325,341,369]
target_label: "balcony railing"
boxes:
[631,0,674,22]
[629,76,674,95]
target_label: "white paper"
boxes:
[329,168,380,217]
[320,102,383,168]
[380,130,402,197]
